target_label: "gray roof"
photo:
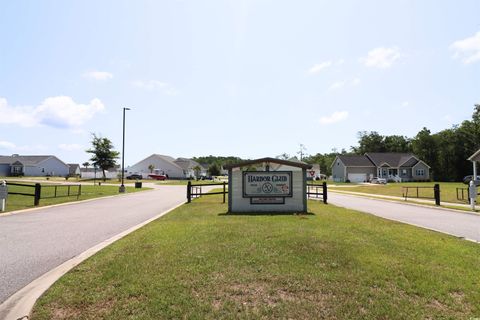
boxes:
[337,155,375,167]
[174,158,201,170]
[365,153,418,167]
[0,155,53,166]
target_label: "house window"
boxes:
[337,162,339,166]
[416,169,425,176]
[402,169,407,175]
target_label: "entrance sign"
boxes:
[243,171,292,198]
[225,157,313,213]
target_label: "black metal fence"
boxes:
[402,184,440,205]
[6,182,82,206]
[307,182,328,204]
[187,181,228,203]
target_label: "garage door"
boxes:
[348,173,366,183]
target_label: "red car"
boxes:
[148,174,167,180]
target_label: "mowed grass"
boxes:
[31,195,480,319]
[2,182,148,212]
[329,182,475,204]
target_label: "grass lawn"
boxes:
[2,182,148,212]
[329,182,475,204]
[31,195,480,319]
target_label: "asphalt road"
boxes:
[329,192,480,242]
[0,184,188,304]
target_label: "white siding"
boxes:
[230,166,305,213]
[23,158,69,177]
[128,154,184,178]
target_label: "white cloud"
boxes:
[401,101,410,107]
[319,111,349,125]
[450,31,480,64]
[58,143,83,151]
[362,47,401,68]
[0,141,16,149]
[132,80,179,95]
[83,70,113,81]
[328,78,360,91]
[308,59,345,74]
[308,61,332,74]
[328,80,346,91]
[0,96,105,128]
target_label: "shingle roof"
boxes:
[337,155,375,167]
[174,158,201,170]
[0,155,52,166]
[365,153,418,167]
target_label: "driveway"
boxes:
[0,184,189,305]
[328,192,480,242]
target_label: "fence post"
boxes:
[322,182,328,204]
[78,184,82,200]
[223,182,226,203]
[434,183,440,206]
[187,181,191,203]
[34,183,41,206]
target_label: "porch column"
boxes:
[474,161,477,179]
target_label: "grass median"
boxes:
[31,195,480,319]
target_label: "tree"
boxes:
[297,144,307,161]
[208,163,221,176]
[86,134,119,181]
[148,164,155,173]
[276,153,290,160]
[82,162,90,170]
[193,165,202,179]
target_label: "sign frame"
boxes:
[242,171,293,198]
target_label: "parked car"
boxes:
[462,175,480,185]
[370,177,387,184]
[148,174,167,180]
[126,174,142,180]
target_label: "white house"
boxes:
[0,154,70,177]
[128,154,185,179]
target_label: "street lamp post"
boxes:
[119,107,131,193]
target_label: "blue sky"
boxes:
[1,0,479,165]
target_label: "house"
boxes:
[174,158,206,178]
[127,154,185,179]
[0,154,70,177]
[331,153,430,183]
[68,163,81,177]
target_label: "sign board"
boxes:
[250,197,285,205]
[243,171,292,198]
[0,185,7,200]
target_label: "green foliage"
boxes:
[207,162,221,176]
[86,134,119,181]
[349,105,480,181]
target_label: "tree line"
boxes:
[305,105,480,181]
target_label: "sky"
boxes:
[0,0,479,166]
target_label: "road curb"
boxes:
[0,201,185,320]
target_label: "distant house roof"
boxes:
[336,155,375,167]
[68,163,80,175]
[174,158,201,170]
[0,155,63,166]
[365,153,419,167]
[224,157,312,170]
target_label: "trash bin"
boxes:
[135,182,142,188]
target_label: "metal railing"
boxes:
[402,184,440,205]
[306,182,328,204]
[187,181,228,203]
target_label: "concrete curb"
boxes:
[0,201,185,320]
